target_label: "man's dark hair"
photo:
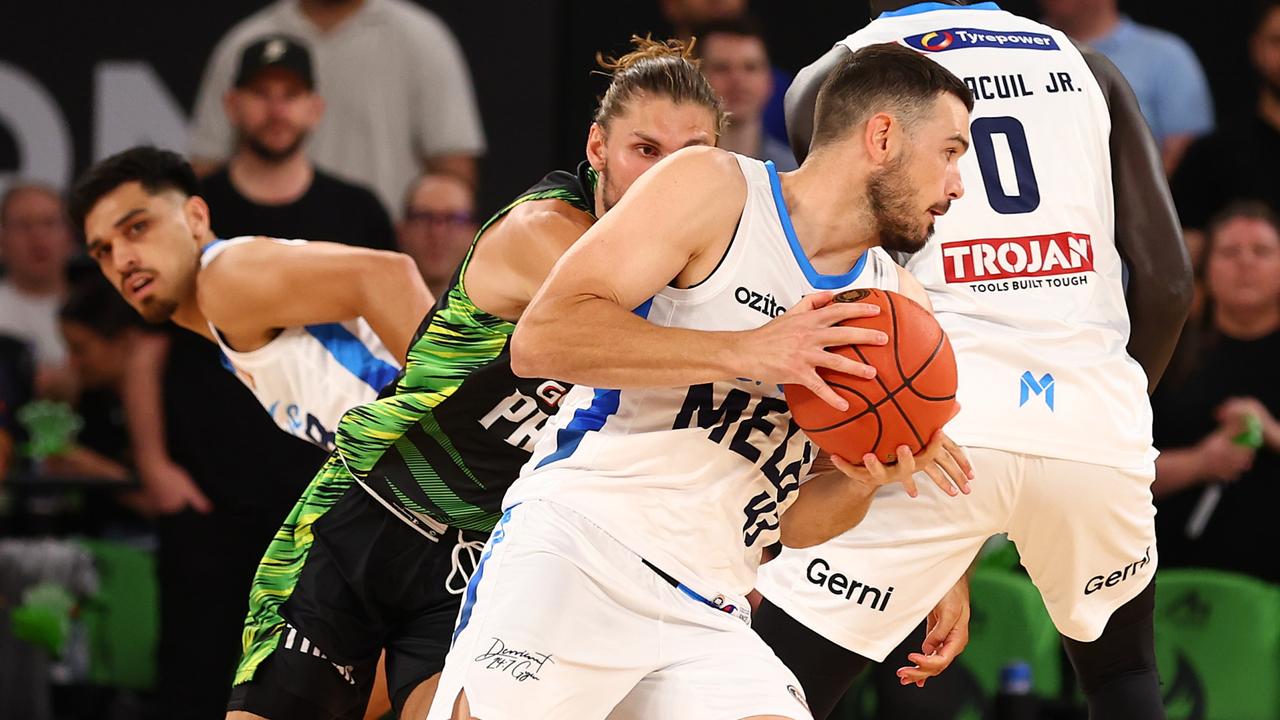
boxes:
[67,146,199,235]
[689,16,767,50]
[810,43,974,150]
[1205,200,1280,255]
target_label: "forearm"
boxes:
[779,471,878,549]
[511,296,745,387]
[1152,447,1206,497]
[122,334,173,474]
[359,253,434,361]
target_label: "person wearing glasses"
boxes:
[398,173,478,298]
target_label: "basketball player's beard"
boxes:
[598,165,623,213]
[243,129,308,164]
[867,157,937,253]
[138,297,180,324]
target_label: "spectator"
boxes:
[661,0,791,145]
[1040,0,1214,173]
[189,0,486,217]
[397,173,476,298]
[200,35,396,250]
[44,275,142,484]
[0,184,74,399]
[1151,202,1280,584]
[1172,1,1280,235]
[694,17,797,170]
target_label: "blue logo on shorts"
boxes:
[904,28,1060,53]
[1019,372,1055,411]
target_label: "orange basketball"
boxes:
[784,288,958,464]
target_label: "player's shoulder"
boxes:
[501,193,596,235]
[647,147,747,193]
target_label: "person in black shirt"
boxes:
[199,34,395,249]
[1171,2,1280,236]
[1152,202,1280,584]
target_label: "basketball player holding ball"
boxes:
[428,43,973,720]
[754,3,1193,719]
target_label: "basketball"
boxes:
[784,288,958,464]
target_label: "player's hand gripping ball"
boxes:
[784,288,958,463]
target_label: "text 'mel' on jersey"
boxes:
[844,2,1154,468]
[202,237,399,451]
[506,155,901,599]
[333,163,597,534]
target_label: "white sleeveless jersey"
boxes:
[200,237,400,450]
[840,3,1155,468]
[506,155,901,597]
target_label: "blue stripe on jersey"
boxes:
[765,160,868,289]
[200,238,229,258]
[534,297,653,470]
[534,389,620,469]
[453,506,513,645]
[304,322,399,392]
[879,1,1001,18]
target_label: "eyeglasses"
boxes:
[404,210,474,227]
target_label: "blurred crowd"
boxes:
[0,0,1276,719]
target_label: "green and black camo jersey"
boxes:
[334,162,596,533]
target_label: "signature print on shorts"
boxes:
[475,638,555,682]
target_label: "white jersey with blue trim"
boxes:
[506,154,900,597]
[841,2,1155,468]
[200,237,400,451]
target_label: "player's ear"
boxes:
[864,112,893,164]
[184,195,213,242]
[586,122,608,172]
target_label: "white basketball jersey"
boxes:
[840,3,1155,468]
[200,237,401,450]
[507,155,901,597]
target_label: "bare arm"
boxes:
[780,430,973,548]
[510,147,887,406]
[1080,45,1193,393]
[464,199,596,323]
[1152,428,1255,498]
[199,240,434,360]
[122,331,211,514]
[785,45,850,164]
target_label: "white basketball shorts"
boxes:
[755,447,1158,661]
[427,499,813,720]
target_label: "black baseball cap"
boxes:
[234,34,314,89]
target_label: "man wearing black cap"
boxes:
[200,34,395,251]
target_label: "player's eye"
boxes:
[637,145,658,158]
[128,220,147,237]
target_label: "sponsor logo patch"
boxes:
[903,27,1060,53]
[942,233,1093,283]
